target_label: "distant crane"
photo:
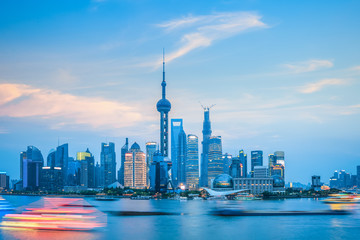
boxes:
[199,101,216,111]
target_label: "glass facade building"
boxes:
[101,142,116,187]
[208,136,223,186]
[124,142,147,189]
[251,150,263,177]
[200,108,212,187]
[171,118,183,187]
[118,138,128,186]
[20,146,44,191]
[186,134,199,190]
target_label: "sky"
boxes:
[0,0,359,184]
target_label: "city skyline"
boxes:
[0,1,360,183]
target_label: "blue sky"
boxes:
[0,0,359,183]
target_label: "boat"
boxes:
[95,196,118,201]
[235,193,257,201]
[212,209,351,216]
[130,196,151,200]
[323,194,360,204]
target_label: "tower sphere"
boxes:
[157,98,171,113]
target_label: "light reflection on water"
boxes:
[0,196,360,240]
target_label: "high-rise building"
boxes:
[357,166,360,188]
[67,157,80,186]
[186,134,199,190]
[150,151,169,193]
[268,154,275,170]
[40,167,62,192]
[47,149,56,168]
[208,136,223,186]
[229,157,243,178]
[274,151,285,166]
[100,142,116,187]
[118,138,129,186]
[222,153,232,175]
[171,118,183,187]
[145,142,157,185]
[94,162,101,188]
[200,107,212,187]
[311,175,321,191]
[124,143,147,189]
[239,150,247,177]
[156,53,171,157]
[20,146,44,191]
[55,144,68,185]
[177,129,187,187]
[0,172,10,191]
[251,150,263,177]
[254,166,268,178]
[77,149,95,188]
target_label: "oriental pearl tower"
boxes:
[156,51,171,157]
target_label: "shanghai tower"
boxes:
[156,51,171,157]
[200,107,212,187]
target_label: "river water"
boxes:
[1,196,360,240]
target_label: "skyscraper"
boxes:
[274,151,285,166]
[222,153,232,175]
[119,138,129,186]
[55,143,68,185]
[47,149,56,168]
[171,118,183,187]
[124,142,147,189]
[40,166,62,192]
[150,151,169,193]
[20,146,44,190]
[156,52,171,157]
[200,107,212,187]
[146,142,157,185]
[208,136,223,186]
[229,157,242,178]
[268,154,276,170]
[239,150,247,177]
[251,150,263,177]
[77,148,95,188]
[177,129,187,186]
[186,134,199,190]
[100,142,116,187]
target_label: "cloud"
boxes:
[284,59,334,73]
[298,78,346,94]
[157,12,267,63]
[0,83,144,129]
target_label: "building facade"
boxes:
[100,142,116,187]
[250,150,263,177]
[118,138,129,186]
[20,146,44,191]
[222,153,232,175]
[186,134,199,190]
[171,119,183,187]
[233,178,273,195]
[124,143,147,189]
[200,107,212,187]
[208,136,223,186]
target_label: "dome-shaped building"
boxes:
[212,174,234,190]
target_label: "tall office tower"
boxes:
[208,136,223,186]
[274,151,285,166]
[47,149,56,168]
[254,166,268,178]
[77,149,95,188]
[311,176,321,191]
[186,134,199,190]
[239,150,247,177]
[156,52,171,157]
[67,157,80,186]
[40,167,62,192]
[55,143,69,185]
[357,166,360,188]
[268,154,276,171]
[146,142,157,185]
[251,150,263,177]
[100,142,116,187]
[0,173,9,191]
[20,146,44,190]
[177,129,187,186]
[229,157,242,178]
[200,107,212,187]
[124,142,147,189]
[222,153,232,175]
[94,162,101,188]
[171,118,183,187]
[119,138,128,186]
[150,151,170,193]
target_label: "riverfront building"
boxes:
[200,107,212,187]
[124,142,147,189]
[208,136,223,186]
[250,150,263,177]
[100,142,116,186]
[171,119,183,187]
[233,178,273,195]
[20,146,44,191]
[118,138,129,186]
[186,134,199,190]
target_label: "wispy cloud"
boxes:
[157,12,268,63]
[0,83,143,129]
[284,59,334,73]
[298,78,346,94]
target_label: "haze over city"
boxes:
[0,0,359,184]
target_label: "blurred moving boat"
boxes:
[323,194,360,204]
[235,193,260,201]
[212,209,351,216]
[0,197,14,211]
[0,198,105,231]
